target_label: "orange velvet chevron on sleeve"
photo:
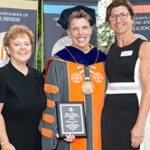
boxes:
[47,99,55,108]
[44,84,58,94]
[43,114,54,123]
[41,128,53,138]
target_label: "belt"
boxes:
[106,82,141,94]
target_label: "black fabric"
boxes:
[0,62,46,150]
[57,5,96,29]
[105,38,145,82]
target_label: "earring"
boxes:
[131,24,135,33]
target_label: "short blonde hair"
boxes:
[67,10,91,29]
[3,25,34,47]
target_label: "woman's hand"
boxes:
[1,142,16,150]
[64,134,75,143]
[56,134,75,143]
[131,124,144,148]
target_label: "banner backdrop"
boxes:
[130,0,150,42]
[0,0,38,67]
[43,0,98,65]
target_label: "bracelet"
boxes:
[0,141,9,146]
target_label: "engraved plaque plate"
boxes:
[56,102,87,138]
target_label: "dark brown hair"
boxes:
[105,0,135,23]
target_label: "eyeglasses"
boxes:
[109,13,130,21]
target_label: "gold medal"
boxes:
[81,81,94,94]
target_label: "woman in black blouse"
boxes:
[0,25,46,150]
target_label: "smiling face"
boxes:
[109,5,134,35]
[6,34,32,65]
[67,17,93,53]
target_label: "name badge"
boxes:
[120,50,133,57]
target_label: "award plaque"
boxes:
[56,102,87,138]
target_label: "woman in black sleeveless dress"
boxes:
[101,0,150,150]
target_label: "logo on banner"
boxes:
[52,36,72,56]
[0,32,9,68]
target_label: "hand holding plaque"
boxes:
[56,102,87,138]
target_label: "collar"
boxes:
[55,45,106,65]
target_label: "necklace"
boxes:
[65,47,99,94]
